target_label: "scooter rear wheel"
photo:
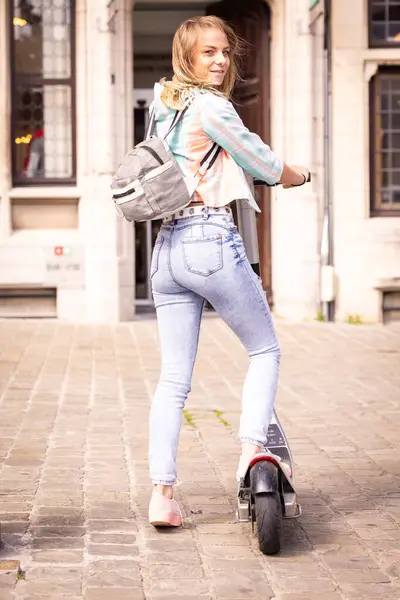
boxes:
[254,492,282,555]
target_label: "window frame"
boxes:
[370,67,400,217]
[9,0,77,187]
[368,0,400,48]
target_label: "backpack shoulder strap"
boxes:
[145,104,188,141]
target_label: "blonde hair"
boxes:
[160,15,243,109]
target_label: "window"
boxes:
[370,69,400,216]
[369,0,400,47]
[10,0,76,185]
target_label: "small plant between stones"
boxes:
[212,409,230,428]
[347,314,363,325]
[183,409,196,428]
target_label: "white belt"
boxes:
[163,205,232,223]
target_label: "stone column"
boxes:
[0,1,12,240]
[75,0,134,322]
[270,0,320,320]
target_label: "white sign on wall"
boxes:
[43,245,85,284]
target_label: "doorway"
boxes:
[208,0,273,303]
[132,0,272,308]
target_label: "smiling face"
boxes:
[191,28,231,87]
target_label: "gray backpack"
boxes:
[111,97,221,222]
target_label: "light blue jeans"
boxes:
[149,209,280,485]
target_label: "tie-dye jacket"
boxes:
[149,83,283,212]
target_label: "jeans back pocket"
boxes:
[150,236,164,279]
[181,234,223,277]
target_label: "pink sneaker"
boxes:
[148,493,182,527]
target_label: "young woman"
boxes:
[147,15,309,527]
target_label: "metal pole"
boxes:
[322,0,334,322]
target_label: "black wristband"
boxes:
[292,174,306,187]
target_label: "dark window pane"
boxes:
[392,169,400,184]
[380,78,390,93]
[388,21,400,39]
[381,92,389,110]
[388,4,400,21]
[381,132,390,149]
[392,152,400,167]
[381,151,391,169]
[391,93,400,110]
[390,77,400,91]
[393,133,400,148]
[393,191,400,202]
[379,112,400,129]
[370,4,386,22]
[13,0,72,79]
[381,190,391,204]
[11,1,75,184]
[372,22,387,41]
[13,83,73,180]
[393,112,400,129]
[370,1,400,44]
[380,170,390,187]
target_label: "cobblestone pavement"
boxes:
[0,317,400,600]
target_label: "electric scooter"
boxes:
[235,174,310,555]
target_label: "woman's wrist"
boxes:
[294,174,306,186]
[291,171,308,187]
[279,164,309,188]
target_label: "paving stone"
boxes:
[1,319,400,600]
[148,564,205,579]
[148,578,210,596]
[212,571,273,599]
[87,520,137,533]
[147,550,202,566]
[0,512,30,522]
[0,558,21,597]
[89,533,136,545]
[332,568,390,583]
[85,589,144,600]
[274,576,338,593]
[87,571,142,587]
[88,560,140,573]
[0,522,29,534]
[148,597,211,600]
[201,545,256,559]
[278,595,342,600]
[32,537,85,550]
[204,558,262,571]
[0,591,15,600]
[197,533,250,546]
[340,583,400,599]
[88,545,139,557]
[15,579,82,596]
[145,537,197,551]
[32,550,84,564]
[32,514,85,527]
[0,572,18,590]
[30,526,86,538]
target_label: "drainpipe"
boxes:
[321,0,335,322]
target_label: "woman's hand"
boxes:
[279,164,310,188]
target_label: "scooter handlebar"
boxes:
[253,172,311,187]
